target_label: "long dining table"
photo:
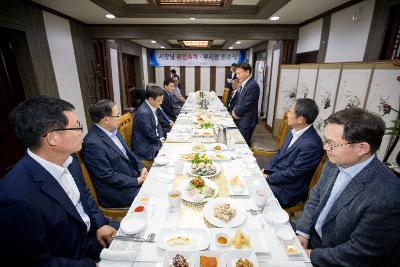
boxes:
[99,92,312,267]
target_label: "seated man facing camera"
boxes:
[0,96,116,267]
[82,99,148,208]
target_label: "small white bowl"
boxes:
[215,233,230,247]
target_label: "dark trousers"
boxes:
[238,126,255,146]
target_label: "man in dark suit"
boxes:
[133,85,166,161]
[82,99,148,208]
[0,96,116,267]
[295,108,400,266]
[262,98,323,208]
[231,63,260,145]
[161,79,177,122]
[227,78,240,113]
[226,63,237,90]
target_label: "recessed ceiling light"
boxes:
[236,41,242,44]
[161,46,165,49]
[270,16,280,21]
[189,17,196,20]
[105,14,115,19]
[151,40,157,43]
[228,47,233,50]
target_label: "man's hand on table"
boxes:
[169,121,174,128]
[305,249,311,258]
[96,225,117,248]
[297,235,309,250]
[138,168,148,185]
[232,110,240,120]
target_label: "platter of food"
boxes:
[188,154,220,178]
[207,153,231,161]
[195,251,225,267]
[209,143,227,151]
[203,198,246,228]
[192,143,207,152]
[227,175,249,196]
[178,177,219,203]
[156,228,210,251]
[226,251,259,267]
[162,251,194,267]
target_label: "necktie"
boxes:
[158,108,170,121]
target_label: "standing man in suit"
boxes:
[226,63,237,90]
[82,99,148,208]
[232,63,260,146]
[227,78,241,113]
[0,96,116,267]
[295,108,400,266]
[262,98,323,208]
[133,85,165,161]
[161,79,177,122]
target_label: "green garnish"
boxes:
[191,153,213,164]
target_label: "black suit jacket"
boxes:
[82,126,144,208]
[161,91,177,121]
[233,78,260,128]
[0,153,108,267]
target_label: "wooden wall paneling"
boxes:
[313,63,342,136]
[194,66,201,91]
[317,15,331,63]
[364,62,400,160]
[224,66,230,88]
[296,64,318,99]
[180,66,186,96]
[210,66,216,92]
[0,0,59,97]
[164,66,171,81]
[118,39,144,88]
[70,21,97,127]
[296,50,318,64]
[334,63,373,112]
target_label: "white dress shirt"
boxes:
[240,76,251,90]
[287,125,312,149]
[27,149,91,232]
[145,100,160,137]
[96,124,128,158]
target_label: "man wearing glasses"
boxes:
[294,108,400,266]
[0,96,116,267]
[82,99,147,208]
[132,85,166,162]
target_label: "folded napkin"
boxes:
[100,249,138,261]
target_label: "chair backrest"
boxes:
[308,153,328,196]
[118,113,133,148]
[276,112,289,148]
[76,152,99,206]
[222,88,230,106]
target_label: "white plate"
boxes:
[262,207,289,226]
[188,162,221,178]
[276,226,296,242]
[282,242,305,258]
[226,250,259,267]
[192,143,207,152]
[203,198,246,228]
[209,143,227,151]
[209,228,270,254]
[227,175,249,196]
[194,251,226,267]
[120,214,147,235]
[178,178,219,203]
[208,152,231,161]
[156,228,210,251]
[162,251,194,267]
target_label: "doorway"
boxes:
[0,27,27,177]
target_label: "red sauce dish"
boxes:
[133,205,145,212]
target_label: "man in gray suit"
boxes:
[295,108,400,267]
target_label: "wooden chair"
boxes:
[76,153,128,218]
[252,112,289,157]
[118,113,133,148]
[222,88,230,106]
[284,153,328,216]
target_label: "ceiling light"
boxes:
[151,40,157,43]
[182,41,209,48]
[105,14,115,19]
[161,46,165,49]
[228,47,233,50]
[236,41,242,44]
[189,17,196,20]
[270,16,280,21]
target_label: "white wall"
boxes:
[215,67,225,95]
[42,11,88,133]
[185,67,195,94]
[200,67,210,91]
[325,0,375,63]
[297,19,323,53]
[141,47,148,88]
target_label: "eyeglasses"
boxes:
[324,141,353,151]
[43,121,84,137]
[108,114,120,118]
[153,97,163,103]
